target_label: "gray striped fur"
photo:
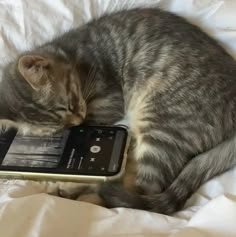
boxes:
[1,8,236,214]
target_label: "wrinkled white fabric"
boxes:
[1,0,236,236]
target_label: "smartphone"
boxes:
[0,125,129,183]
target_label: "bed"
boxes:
[1,0,236,236]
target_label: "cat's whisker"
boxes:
[83,64,97,101]
[82,64,94,99]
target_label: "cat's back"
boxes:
[79,8,236,72]
[54,8,236,68]
[53,7,236,89]
[87,8,226,51]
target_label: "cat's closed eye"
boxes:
[55,106,68,112]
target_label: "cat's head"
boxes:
[0,53,87,135]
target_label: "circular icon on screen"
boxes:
[90,145,101,153]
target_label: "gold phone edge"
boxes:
[0,129,131,184]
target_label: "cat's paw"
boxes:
[57,183,104,206]
[58,184,94,199]
[77,193,104,206]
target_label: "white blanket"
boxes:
[1,0,236,236]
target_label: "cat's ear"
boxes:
[18,55,50,91]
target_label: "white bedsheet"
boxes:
[1,0,236,236]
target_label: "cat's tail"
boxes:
[99,134,236,214]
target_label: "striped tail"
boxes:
[99,134,236,214]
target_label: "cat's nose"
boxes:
[64,114,83,127]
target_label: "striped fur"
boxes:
[1,8,236,214]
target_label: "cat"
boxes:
[1,8,236,215]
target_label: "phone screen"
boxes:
[0,126,128,176]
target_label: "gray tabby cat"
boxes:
[1,8,236,214]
